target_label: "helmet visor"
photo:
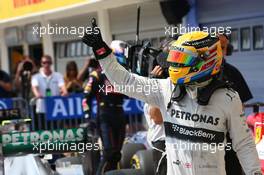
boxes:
[167,50,197,67]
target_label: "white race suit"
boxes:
[99,56,261,175]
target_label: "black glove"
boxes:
[82,18,112,60]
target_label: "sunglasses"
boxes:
[42,61,52,65]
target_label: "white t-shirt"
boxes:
[144,103,165,144]
[31,69,65,113]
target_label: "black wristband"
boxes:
[93,42,112,60]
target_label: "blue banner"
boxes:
[123,99,144,115]
[45,94,84,121]
[0,98,13,110]
[45,94,144,121]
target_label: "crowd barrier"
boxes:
[0,94,145,131]
[31,94,144,131]
[0,94,145,175]
[0,94,146,150]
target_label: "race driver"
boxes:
[82,19,262,175]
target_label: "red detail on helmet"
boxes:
[206,52,217,61]
[209,45,217,54]
[204,46,217,61]
[201,60,215,70]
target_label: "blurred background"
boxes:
[0,0,264,174]
[0,0,263,103]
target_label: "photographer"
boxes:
[145,65,167,175]
[145,39,172,175]
[14,56,37,100]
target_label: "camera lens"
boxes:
[23,61,33,71]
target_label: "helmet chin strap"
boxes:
[185,79,212,99]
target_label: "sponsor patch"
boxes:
[164,122,225,144]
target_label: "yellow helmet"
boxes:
[167,31,223,84]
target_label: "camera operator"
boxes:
[144,38,173,175]
[145,65,167,175]
[14,56,37,101]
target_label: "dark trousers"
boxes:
[152,140,167,175]
[34,113,46,130]
[96,108,126,175]
[34,113,59,130]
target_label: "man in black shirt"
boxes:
[223,61,253,102]
[219,34,253,175]
[0,70,13,98]
[220,34,253,102]
[82,60,126,175]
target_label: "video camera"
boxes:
[18,60,34,80]
[127,41,161,77]
[123,6,176,78]
[19,60,34,102]
[122,6,168,78]
[22,61,34,72]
